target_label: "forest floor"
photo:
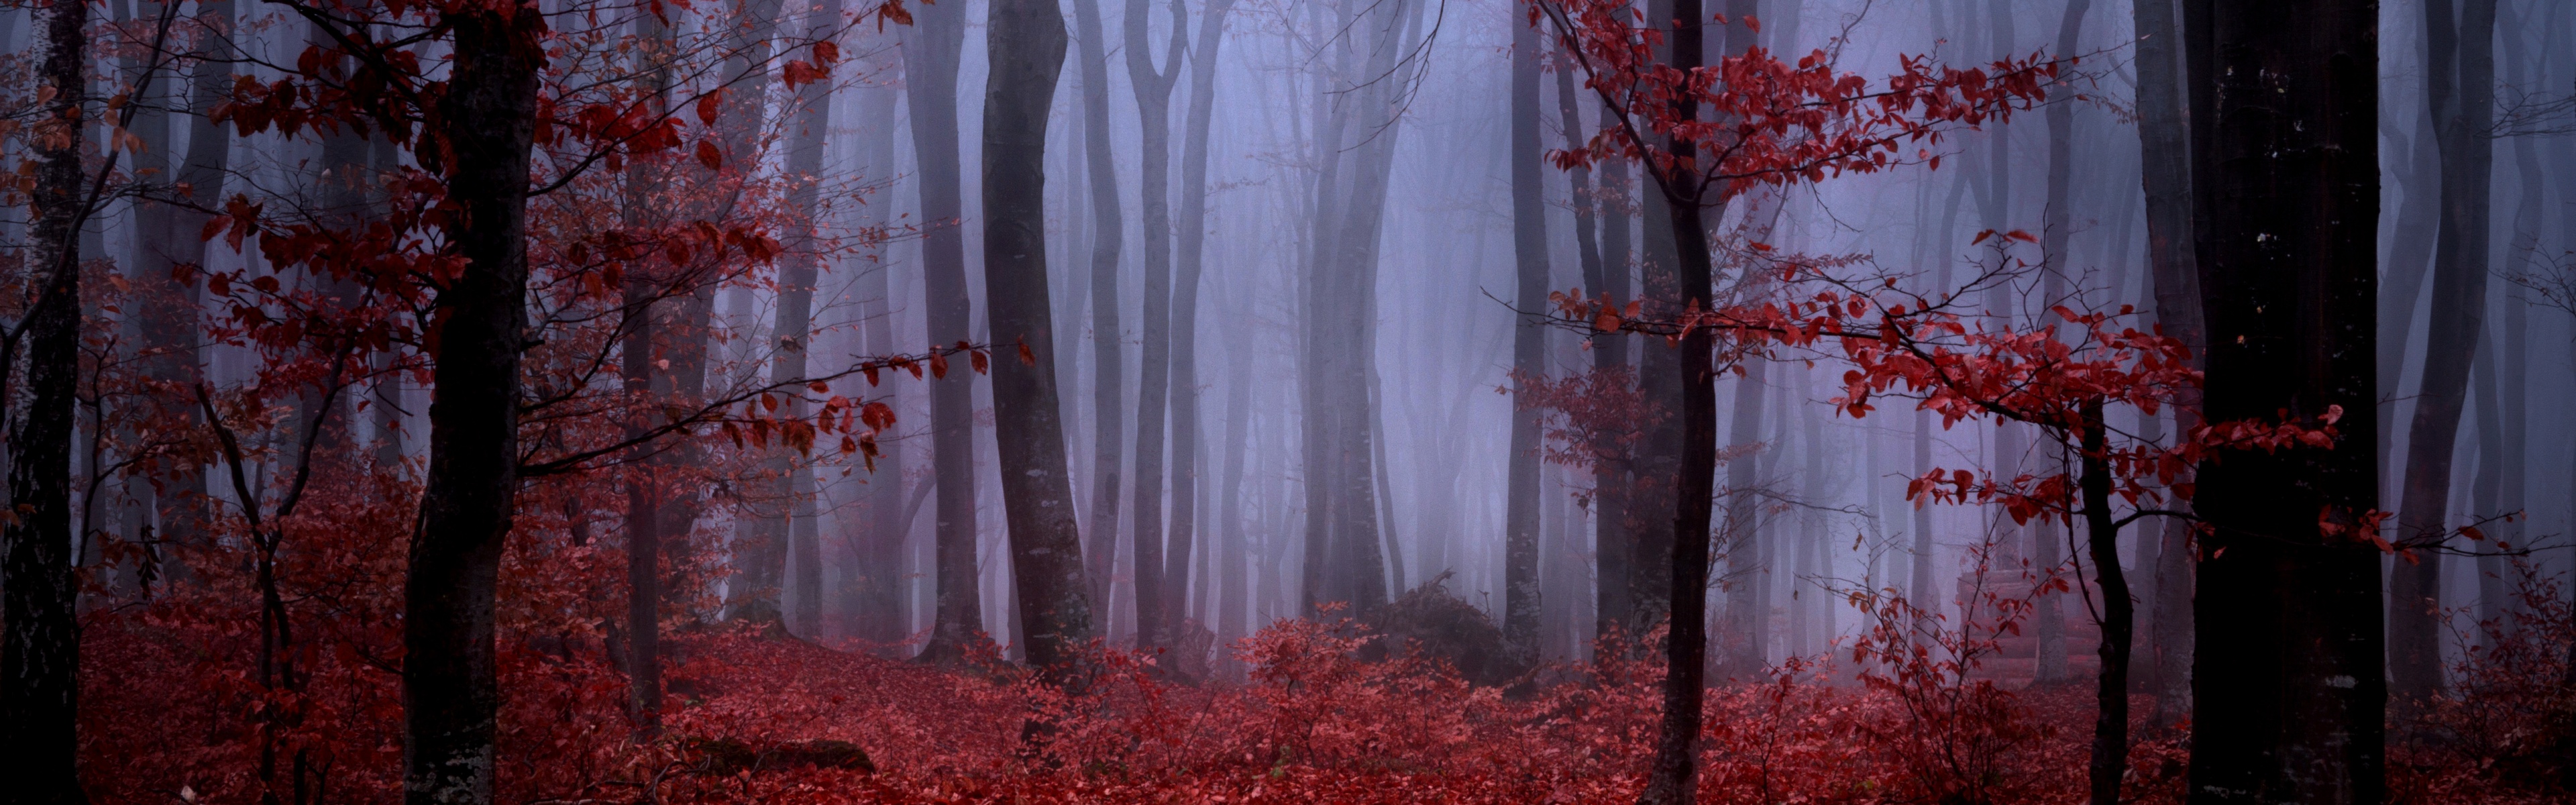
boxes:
[83,600,2573,804]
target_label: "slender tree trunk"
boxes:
[2391,0,2496,700]
[619,6,677,727]
[2027,0,2092,689]
[1070,0,1126,615]
[2130,0,2200,727]
[1505,8,1548,659]
[1124,0,1189,651]
[778,0,845,638]
[402,3,545,801]
[2078,400,2134,805]
[979,0,1091,677]
[904,0,984,661]
[1640,0,1715,800]
[1163,0,1236,642]
[853,62,908,648]
[2183,1,2384,802]
[1556,45,1627,646]
[1216,323,1253,668]
[1,0,90,796]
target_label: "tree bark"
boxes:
[851,52,908,648]
[2390,0,2496,700]
[2182,1,2385,802]
[1638,0,1717,799]
[2,0,91,796]
[1163,0,1236,643]
[1125,0,1189,651]
[778,0,845,638]
[1504,6,1548,660]
[2130,0,2200,727]
[1069,0,1127,621]
[402,2,545,801]
[979,0,1092,676]
[903,0,985,661]
[619,5,677,728]
[2078,400,2134,805]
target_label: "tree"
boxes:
[2128,0,2201,727]
[902,0,985,663]
[2,0,95,798]
[1503,2,1549,661]
[980,0,1092,678]
[1069,0,1127,618]
[2182,1,2385,802]
[1532,1,2055,797]
[1125,0,1188,653]
[1163,0,1240,651]
[2390,0,2498,700]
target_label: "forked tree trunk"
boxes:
[2183,1,2385,802]
[1126,0,1188,652]
[403,2,545,802]
[979,0,1091,677]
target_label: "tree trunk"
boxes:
[402,2,544,801]
[904,0,984,661]
[979,0,1091,676]
[2390,0,2496,700]
[1216,321,1253,669]
[2183,1,2384,802]
[1070,0,1127,621]
[1504,8,1548,659]
[1124,0,1188,651]
[1638,0,1717,800]
[2078,400,2134,805]
[619,5,677,727]
[779,0,844,638]
[1,0,90,796]
[2130,0,2200,727]
[1163,0,1236,643]
[851,57,909,649]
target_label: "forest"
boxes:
[0,0,2571,801]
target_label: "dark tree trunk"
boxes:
[1638,0,1715,800]
[1069,0,1126,620]
[619,6,676,727]
[2390,0,2496,700]
[904,0,985,661]
[1556,48,1627,647]
[402,3,544,802]
[1163,0,1235,644]
[2078,401,2134,805]
[1504,7,1548,659]
[2130,0,2200,728]
[2183,1,2385,802]
[1126,0,1188,652]
[2,0,90,797]
[778,0,843,638]
[2031,0,2093,689]
[979,0,1092,676]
